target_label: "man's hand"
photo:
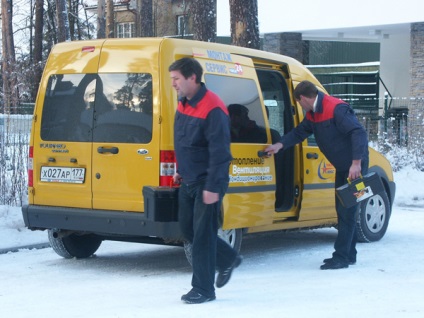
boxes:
[264,142,283,156]
[173,172,182,185]
[348,160,362,180]
[203,190,219,204]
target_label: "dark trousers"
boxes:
[178,180,237,297]
[333,160,368,263]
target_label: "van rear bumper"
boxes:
[22,205,183,240]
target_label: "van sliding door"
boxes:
[204,72,276,229]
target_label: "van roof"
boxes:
[47,37,322,89]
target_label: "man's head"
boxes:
[228,104,250,128]
[293,80,319,112]
[169,57,203,100]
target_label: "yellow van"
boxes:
[22,38,396,259]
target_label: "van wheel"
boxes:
[356,191,391,242]
[48,229,102,259]
[183,228,243,266]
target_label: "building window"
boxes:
[117,22,136,38]
[177,15,190,36]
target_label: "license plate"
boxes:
[40,166,85,184]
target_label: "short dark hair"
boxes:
[168,57,203,83]
[228,104,249,116]
[293,80,319,100]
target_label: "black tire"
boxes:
[48,229,102,259]
[356,191,391,242]
[183,228,243,266]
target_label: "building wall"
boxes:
[408,22,424,149]
[263,33,306,64]
[379,33,411,98]
[410,22,424,97]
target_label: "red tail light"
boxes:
[28,146,34,187]
[81,46,95,53]
[160,150,176,186]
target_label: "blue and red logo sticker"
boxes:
[318,159,335,180]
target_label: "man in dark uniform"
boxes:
[265,80,369,270]
[169,57,242,303]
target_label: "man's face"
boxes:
[170,70,197,99]
[296,95,315,112]
[230,110,249,128]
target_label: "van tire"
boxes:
[356,191,391,242]
[48,229,102,259]
[183,228,243,266]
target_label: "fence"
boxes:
[0,113,32,206]
[1,99,423,206]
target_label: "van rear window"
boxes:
[40,73,153,143]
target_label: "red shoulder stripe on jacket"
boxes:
[177,91,228,119]
[306,95,345,123]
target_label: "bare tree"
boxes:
[229,0,260,49]
[45,0,57,46]
[68,0,82,40]
[1,0,19,113]
[140,0,153,37]
[152,0,175,37]
[56,0,71,42]
[32,0,44,100]
[191,0,216,42]
[97,0,106,38]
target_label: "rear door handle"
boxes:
[306,152,319,159]
[97,146,119,154]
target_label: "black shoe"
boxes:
[181,289,216,304]
[320,259,349,270]
[216,255,242,288]
[323,257,356,265]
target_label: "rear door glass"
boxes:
[41,74,96,142]
[93,73,153,144]
[40,73,153,144]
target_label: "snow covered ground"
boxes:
[1,167,423,317]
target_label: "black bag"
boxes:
[336,172,385,208]
[142,186,179,222]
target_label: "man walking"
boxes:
[169,57,242,303]
[265,80,369,270]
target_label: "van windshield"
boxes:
[40,73,153,143]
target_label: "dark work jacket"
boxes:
[174,83,232,192]
[281,91,369,171]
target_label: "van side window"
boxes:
[40,73,153,144]
[256,69,293,138]
[204,74,267,144]
[93,73,153,143]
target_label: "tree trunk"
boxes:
[191,0,216,42]
[97,0,106,39]
[140,0,153,37]
[1,0,19,113]
[56,0,71,42]
[68,0,74,39]
[32,0,44,100]
[229,0,260,49]
[106,0,114,38]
